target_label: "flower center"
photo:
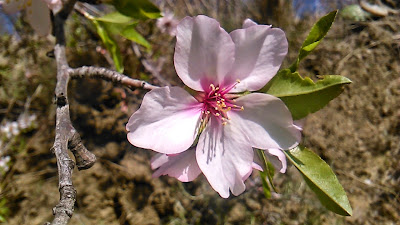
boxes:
[199,80,244,125]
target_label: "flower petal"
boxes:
[293,119,305,131]
[174,15,235,91]
[196,117,253,198]
[228,23,288,92]
[126,87,201,154]
[265,148,287,173]
[231,93,301,150]
[242,18,258,29]
[3,0,27,14]
[26,0,51,36]
[151,149,201,182]
[44,0,62,12]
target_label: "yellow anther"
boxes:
[236,79,241,83]
[215,113,220,117]
[210,84,215,90]
[241,106,244,110]
[222,121,227,125]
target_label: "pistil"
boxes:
[199,81,244,124]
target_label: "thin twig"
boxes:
[47,1,159,224]
[69,66,159,90]
[48,0,95,224]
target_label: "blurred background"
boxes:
[0,0,399,224]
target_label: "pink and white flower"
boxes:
[126,15,301,198]
[2,0,62,36]
[156,11,179,36]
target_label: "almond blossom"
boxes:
[2,0,62,36]
[126,15,301,198]
[156,11,179,36]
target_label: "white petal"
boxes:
[252,152,264,172]
[43,0,62,11]
[293,119,305,131]
[242,18,258,29]
[126,87,202,154]
[151,149,201,182]
[265,148,287,173]
[231,93,301,150]
[26,0,51,36]
[196,117,253,198]
[228,25,288,92]
[174,15,235,91]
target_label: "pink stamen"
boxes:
[198,81,244,124]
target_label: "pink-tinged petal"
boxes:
[232,93,301,150]
[174,15,235,91]
[3,0,28,14]
[293,119,305,131]
[252,153,264,171]
[252,162,263,171]
[44,0,62,11]
[196,117,254,198]
[242,18,258,29]
[126,87,202,154]
[265,148,287,173]
[228,25,288,92]
[26,0,51,36]
[240,160,263,184]
[242,169,253,181]
[151,150,201,182]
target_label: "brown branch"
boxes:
[68,131,96,170]
[47,1,160,224]
[48,0,95,224]
[69,66,159,90]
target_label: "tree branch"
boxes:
[47,1,160,224]
[48,1,94,224]
[69,66,159,90]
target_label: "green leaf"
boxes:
[290,10,338,72]
[259,171,272,198]
[94,12,139,36]
[121,25,151,49]
[92,20,124,73]
[264,69,351,120]
[94,12,133,24]
[256,149,276,192]
[284,146,352,216]
[256,149,280,199]
[101,21,130,36]
[111,0,161,19]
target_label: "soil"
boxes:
[1,6,399,225]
